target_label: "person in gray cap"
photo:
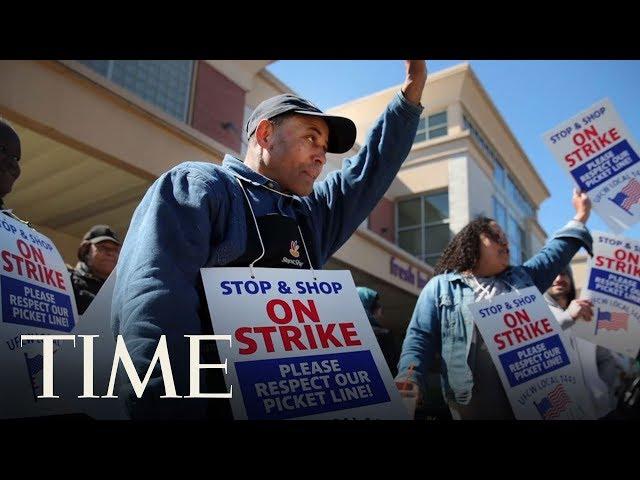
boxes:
[112,60,427,419]
[70,225,121,314]
[544,265,626,418]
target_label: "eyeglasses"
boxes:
[0,145,20,163]
[94,243,121,255]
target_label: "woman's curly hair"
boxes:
[433,216,498,275]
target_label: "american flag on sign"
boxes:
[596,310,629,333]
[23,353,44,401]
[609,178,640,214]
[534,384,572,420]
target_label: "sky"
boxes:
[267,60,640,241]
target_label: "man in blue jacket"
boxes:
[112,60,427,419]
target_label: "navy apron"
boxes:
[200,176,316,419]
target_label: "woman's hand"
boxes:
[572,188,592,224]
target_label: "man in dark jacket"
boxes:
[0,119,22,211]
[0,119,36,232]
[70,225,121,314]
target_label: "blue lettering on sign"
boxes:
[390,257,415,285]
[1,275,75,332]
[295,281,343,295]
[571,140,639,192]
[220,280,273,295]
[235,351,389,420]
[589,268,640,307]
[499,335,569,387]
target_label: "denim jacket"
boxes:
[396,220,593,405]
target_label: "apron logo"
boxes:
[289,241,300,258]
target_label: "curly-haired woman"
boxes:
[396,189,593,419]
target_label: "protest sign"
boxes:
[201,267,409,420]
[543,98,640,232]
[573,231,640,357]
[0,215,79,418]
[468,287,595,419]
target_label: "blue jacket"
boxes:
[112,92,422,418]
[396,220,593,405]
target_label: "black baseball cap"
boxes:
[245,93,357,154]
[81,225,121,245]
